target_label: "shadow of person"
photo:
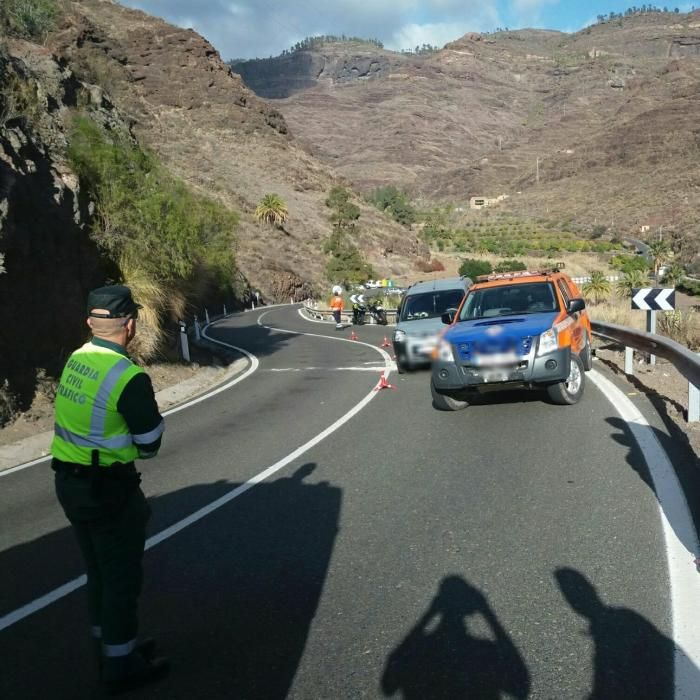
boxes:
[381,576,530,699]
[0,463,341,700]
[555,567,688,699]
[604,415,699,557]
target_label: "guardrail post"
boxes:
[624,346,634,375]
[194,315,201,341]
[179,321,190,362]
[646,310,657,365]
[205,308,210,325]
[223,303,227,317]
[689,381,700,423]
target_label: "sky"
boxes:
[120,1,698,60]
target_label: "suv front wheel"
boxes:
[431,379,470,411]
[546,353,585,405]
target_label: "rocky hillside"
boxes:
[0,39,120,416]
[49,0,425,300]
[235,12,700,251]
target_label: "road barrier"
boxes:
[591,320,700,423]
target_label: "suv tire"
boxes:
[546,353,585,405]
[431,379,469,411]
[581,333,593,372]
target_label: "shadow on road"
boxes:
[605,415,700,557]
[0,462,341,700]
[381,576,530,699]
[555,567,694,699]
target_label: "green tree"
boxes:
[662,262,686,288]
[582,271,611,304]
[647,237,671,284]
[255,193,289,228]
[326,186,360,229]
[494,259,527,273]
[323,229,373,287]
[459,258,493,279]
[616,269,649,298]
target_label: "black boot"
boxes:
[102,649,169,695]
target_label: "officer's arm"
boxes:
[117,373,165,459]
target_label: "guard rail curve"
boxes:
[591,320,700,388]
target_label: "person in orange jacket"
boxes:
[330,286,344,330]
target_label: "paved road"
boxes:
[0,305,696,698]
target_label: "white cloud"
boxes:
[510,0,559,25]
[121,0,501,59]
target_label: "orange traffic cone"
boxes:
[381,336,391,348]
[350,330,358,341]
[375,375,396,391]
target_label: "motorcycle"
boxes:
[352,300,388,326]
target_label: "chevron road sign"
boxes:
[350,294,365,305]
[631,288,675,311]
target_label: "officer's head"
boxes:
[86,285,142,347]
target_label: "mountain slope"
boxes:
[234,13,700,246]
[51,1,426,299]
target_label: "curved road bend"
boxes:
[0,304,696,699]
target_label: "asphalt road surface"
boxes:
[1,304,698,699]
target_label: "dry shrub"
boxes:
[0,379,18,427]
[657,309,700,350]
[589,300,645,330]
[120,255,187,362]
[415,258,445,272]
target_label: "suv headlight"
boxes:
[537,328,559,356]
[394,329,407,342]
[434,338,455,362]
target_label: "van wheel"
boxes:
[396,358,407,374]
[546,353,585,405]
[581,333,593,372]
[431,379,469,411]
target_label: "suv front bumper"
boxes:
[432,347,571,392]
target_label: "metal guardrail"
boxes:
[303,304,398,325]
[591,320,700,422]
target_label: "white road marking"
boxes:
[266,366,394,373]
[589,369,700,699]
[0,318,261,477]
[0,306,392,632]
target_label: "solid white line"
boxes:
[266,367,392,373]
[0,316,261,477]
[0,305,391,633]
[589,369,700,700]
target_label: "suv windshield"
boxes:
[400,290,465,322]
[459,282,559,321]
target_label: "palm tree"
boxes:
[255,193,289,228]
[582,271,611,304]
[647,237,671,284]
[662,262,686,288]
[616,269,649,298]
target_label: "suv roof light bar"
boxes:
[475,268,561,283]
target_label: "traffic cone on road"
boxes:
[381,336,391,348]
[374,375,396,391]
[351,330,358,341]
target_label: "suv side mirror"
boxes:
[441,309,456,324]
[567,298,586,314]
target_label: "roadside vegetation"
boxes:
[0,0,61,41]
[67,116,239,359]
[255,193,289,229]
[368,186,416,227]
[323,186,373,288]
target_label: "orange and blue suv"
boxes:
[430,269,593,410]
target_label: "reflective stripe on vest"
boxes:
[51,344,143,466]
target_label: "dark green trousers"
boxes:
[55,470,151,647]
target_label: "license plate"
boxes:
[483,370,508,383]
[474,352,517,367]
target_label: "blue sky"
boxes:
[121,1,697,60]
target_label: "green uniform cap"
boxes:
[87,285,142,318]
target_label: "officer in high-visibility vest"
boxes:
[330,285,344,329]
[51,285,168,694]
